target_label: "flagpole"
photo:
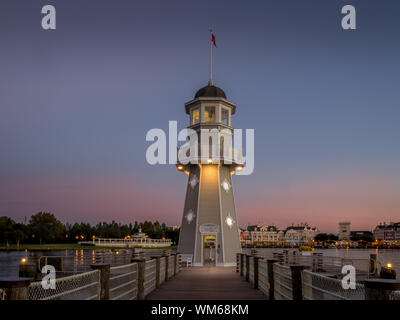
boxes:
[209,29,213,86]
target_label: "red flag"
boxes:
[211,33,217,48]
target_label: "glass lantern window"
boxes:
[221,108,229,125]
[204,107,216,122]
[191,108,200,125]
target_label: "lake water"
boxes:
[0,248,167,279]
[1,248,399,279]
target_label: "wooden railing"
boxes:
[0,253,182,300]
[236,252,400,300]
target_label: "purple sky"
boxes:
[1,1,400,233]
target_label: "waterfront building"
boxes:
[284,223,319,244]
[176,81,243,266]
[240,223,318,246]
[338,222,351,240]
[241,225,284,246]
[373,222,400,241]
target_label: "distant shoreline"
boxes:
[0,243,177,251]
[1,243,399,251]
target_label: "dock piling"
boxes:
[267,259,278,300]
[90,263,110,300]
[132,258,146,300]
[364,279,400,300]
[0,278,31,300]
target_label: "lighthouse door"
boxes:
[203,235,216,266]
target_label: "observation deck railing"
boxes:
[0,253,181,300]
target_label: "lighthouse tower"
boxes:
[176,83,243,267]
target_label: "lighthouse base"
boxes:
[178,164,242,267]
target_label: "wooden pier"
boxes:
[146,266,265,300]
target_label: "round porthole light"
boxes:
[189,175,198,189]
[222,180,230,192]
[185,210,195,224]
[225,215,234,228]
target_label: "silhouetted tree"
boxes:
[28,212,65,244]
[314,233,338,242]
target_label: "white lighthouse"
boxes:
[176,83,243,267]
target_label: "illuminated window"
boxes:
[221,108,229,125]
[204,107,215,122]
[191,108,200,125]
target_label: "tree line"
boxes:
[0,212,180,246]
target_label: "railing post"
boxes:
[19,263,37,281]
[240,254,244,277]
[292,251,298,265]
[164,255,169,281]
[369,253,378,277]
[283,250,289,265]
[0,278,31,300]
[290,265,307,300]
[177,254,182,272]
[91,263,110,300]
[245,254,250,282]
[254,256,260,289]
[369,254,378,277]
[312,252,323,272]
[151,256,161,289]
[132,258,146,300]
[267,259,278,300]
[364,279,400,300]
[174,254,177,276]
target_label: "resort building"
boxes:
[284,224,319,244]
[241,225,285,245]
[338,222,351,240]
[373,222,400,241]
[240,223,319,246]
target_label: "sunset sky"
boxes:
[1,0,399,233]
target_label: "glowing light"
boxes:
[222,180,230,192]
[185,210,195,224]
[225,216,234,228]
[189,176,198,189]
[387,263,392,269]
[21,258,27,263]
[115,251,119,255]
[208,158,213,164]
[177,165,183,170]
[235,166,243,171]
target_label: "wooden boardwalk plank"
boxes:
[146,266,266,300]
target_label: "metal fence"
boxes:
[29,270,100,300]
[302,269,365,300]
[389,290,400,300]
[109,263,137,300]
